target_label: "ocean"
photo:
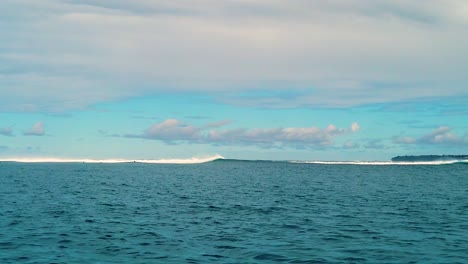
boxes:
[0,158,467,263]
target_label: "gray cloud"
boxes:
[98,129,120,137]
[207,126,337,147]
[363,139,388,150]
[125,119,200,142]
[0,127,14,137]
[124,119,360,148]
[24,122,45,136]
[1,0,468,112]
[419,126,467,145]
[393,136,416,144]
[394,126,468,145]
[342,141,360,149]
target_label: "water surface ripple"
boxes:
[0,160,467,263]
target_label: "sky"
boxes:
[1,0,467,161]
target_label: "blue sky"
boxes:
[1,0,467,161]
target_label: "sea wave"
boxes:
[0,154,224,164]
[291,160,468,165]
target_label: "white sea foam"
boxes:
[0,154,224,164]
[291,160,468,165]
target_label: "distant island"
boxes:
[391,155,468,162]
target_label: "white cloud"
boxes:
[24,122,45,136]
[351,122,360,132]
[125,119,359,148]
[1,0,467,111]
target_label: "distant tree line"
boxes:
[391,155,468,162]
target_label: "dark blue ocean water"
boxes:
[0,160,467,263]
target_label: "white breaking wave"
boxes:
[291,160,468,165]
[0,154,224,164]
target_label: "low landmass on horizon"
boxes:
[391,155,468,162]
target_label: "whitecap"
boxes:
[290,160,465,166]
[0,154,224,164]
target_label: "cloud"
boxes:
[207,127,336,147]
[24,122,45,136]
[363,139,388,149]
[1,0,468,112]
[393,126,467,145]
[124,119,359,148]
[419,126,467,144]
[0,127,13,137]
[210,121,361,148]
[126,119,200,142]
[98,129,120,137]
[351,122,360,132]
[343,141,360,149]
[393,136,416,144]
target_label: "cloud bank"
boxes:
[393,126,468,145]
[124,119,360,148]
[1,0,468,111]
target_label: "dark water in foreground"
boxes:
[0,160,467,263]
